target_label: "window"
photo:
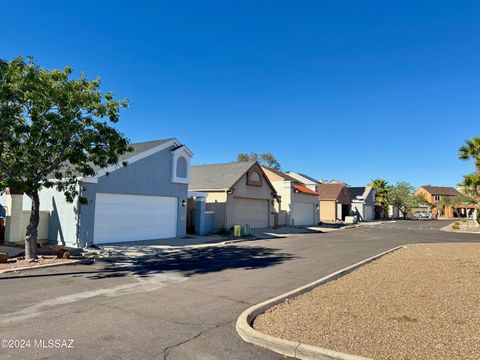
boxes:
[176,156,187,178]
[434,195,441,202]
[171,145,192,184]
[246,169,262,186]
[249,171,261,182]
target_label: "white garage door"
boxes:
[232,197,269,228]
[293,202,316,226]
[94,193,178,244]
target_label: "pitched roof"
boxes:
[421,186,461,196]
[347,187,366,200]
[293,184,318,195]
[316,183,350,201]
[60,138,177,177]
[285,171,320,185]
[262,166,296,181]
[189,161,257,190]
[93,138,175,171]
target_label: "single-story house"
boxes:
[1,138,193,247]
[348,186,376,221]
[316,183,352,222]
[262,167,319,226]
[189,161,277,230]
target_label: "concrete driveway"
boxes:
[0,220,478,360]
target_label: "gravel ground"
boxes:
[0,257,74,271]
[254,243,480,360]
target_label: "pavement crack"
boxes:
[178,286,254,306]
[161,320,233,360]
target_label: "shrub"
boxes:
[452,224,460,230]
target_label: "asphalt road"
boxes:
[0,220,478,360]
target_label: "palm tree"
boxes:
[368,179,391,218]
[459,137,480,223]
[459,137,480,175]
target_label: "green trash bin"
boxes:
[233,224,241,237]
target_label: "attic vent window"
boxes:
[176,156,187,178]
[247,170,262,186]
[249,171,261,182]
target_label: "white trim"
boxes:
[188,191,207,198]
[171,146,192,184]
[83,138,181,183]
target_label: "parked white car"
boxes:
[413,211,432,220]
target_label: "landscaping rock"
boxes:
[57,249,71,259]
[0,253,8,263]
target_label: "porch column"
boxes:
[194,196,207,235]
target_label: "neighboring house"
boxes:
[316,183,352,222]
[348,186,376,221]
[189,161,277,230]
[285,172,321,192]
[415,185,470,218]
[3,138,193,246]
[262,167,319,226]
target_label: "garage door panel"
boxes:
[94,193,177,244]
[232,197,269,228]
[293,202,316,225]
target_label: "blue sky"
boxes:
[2,1,480,187]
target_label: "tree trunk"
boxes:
[476,162,480,224]
[25,191,40,260]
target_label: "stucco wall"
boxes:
[320,200,337,222]
[78,144,189,246]
[365,188,376,205]
[270,180,293,224]
[5,193,51,244]
[231,172,275,200]
[202,168,276,230]
[26,187,81,246]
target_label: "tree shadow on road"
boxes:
[0,245,297,280]
[88,245,297,279]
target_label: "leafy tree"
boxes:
[436,196,453,217]
[236,152,281,170]
[0,57,131,260]
[368,179,392,218]
[390,182,423,219]
[415,192,437,214]
[459,137,480,223]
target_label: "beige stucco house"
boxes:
[262,167,319,226]
[189,161,277,230]
[316,183,352,222]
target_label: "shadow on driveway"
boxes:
[0,245,297,281]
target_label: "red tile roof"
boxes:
[293,184,318,195]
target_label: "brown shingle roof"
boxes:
[421,186,461,196]
[316,183,351,202]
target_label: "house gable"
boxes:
[230,163,277,199]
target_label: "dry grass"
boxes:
[254,243,480,360]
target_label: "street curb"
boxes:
[235,245,405,360]
[0,259,83,275]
